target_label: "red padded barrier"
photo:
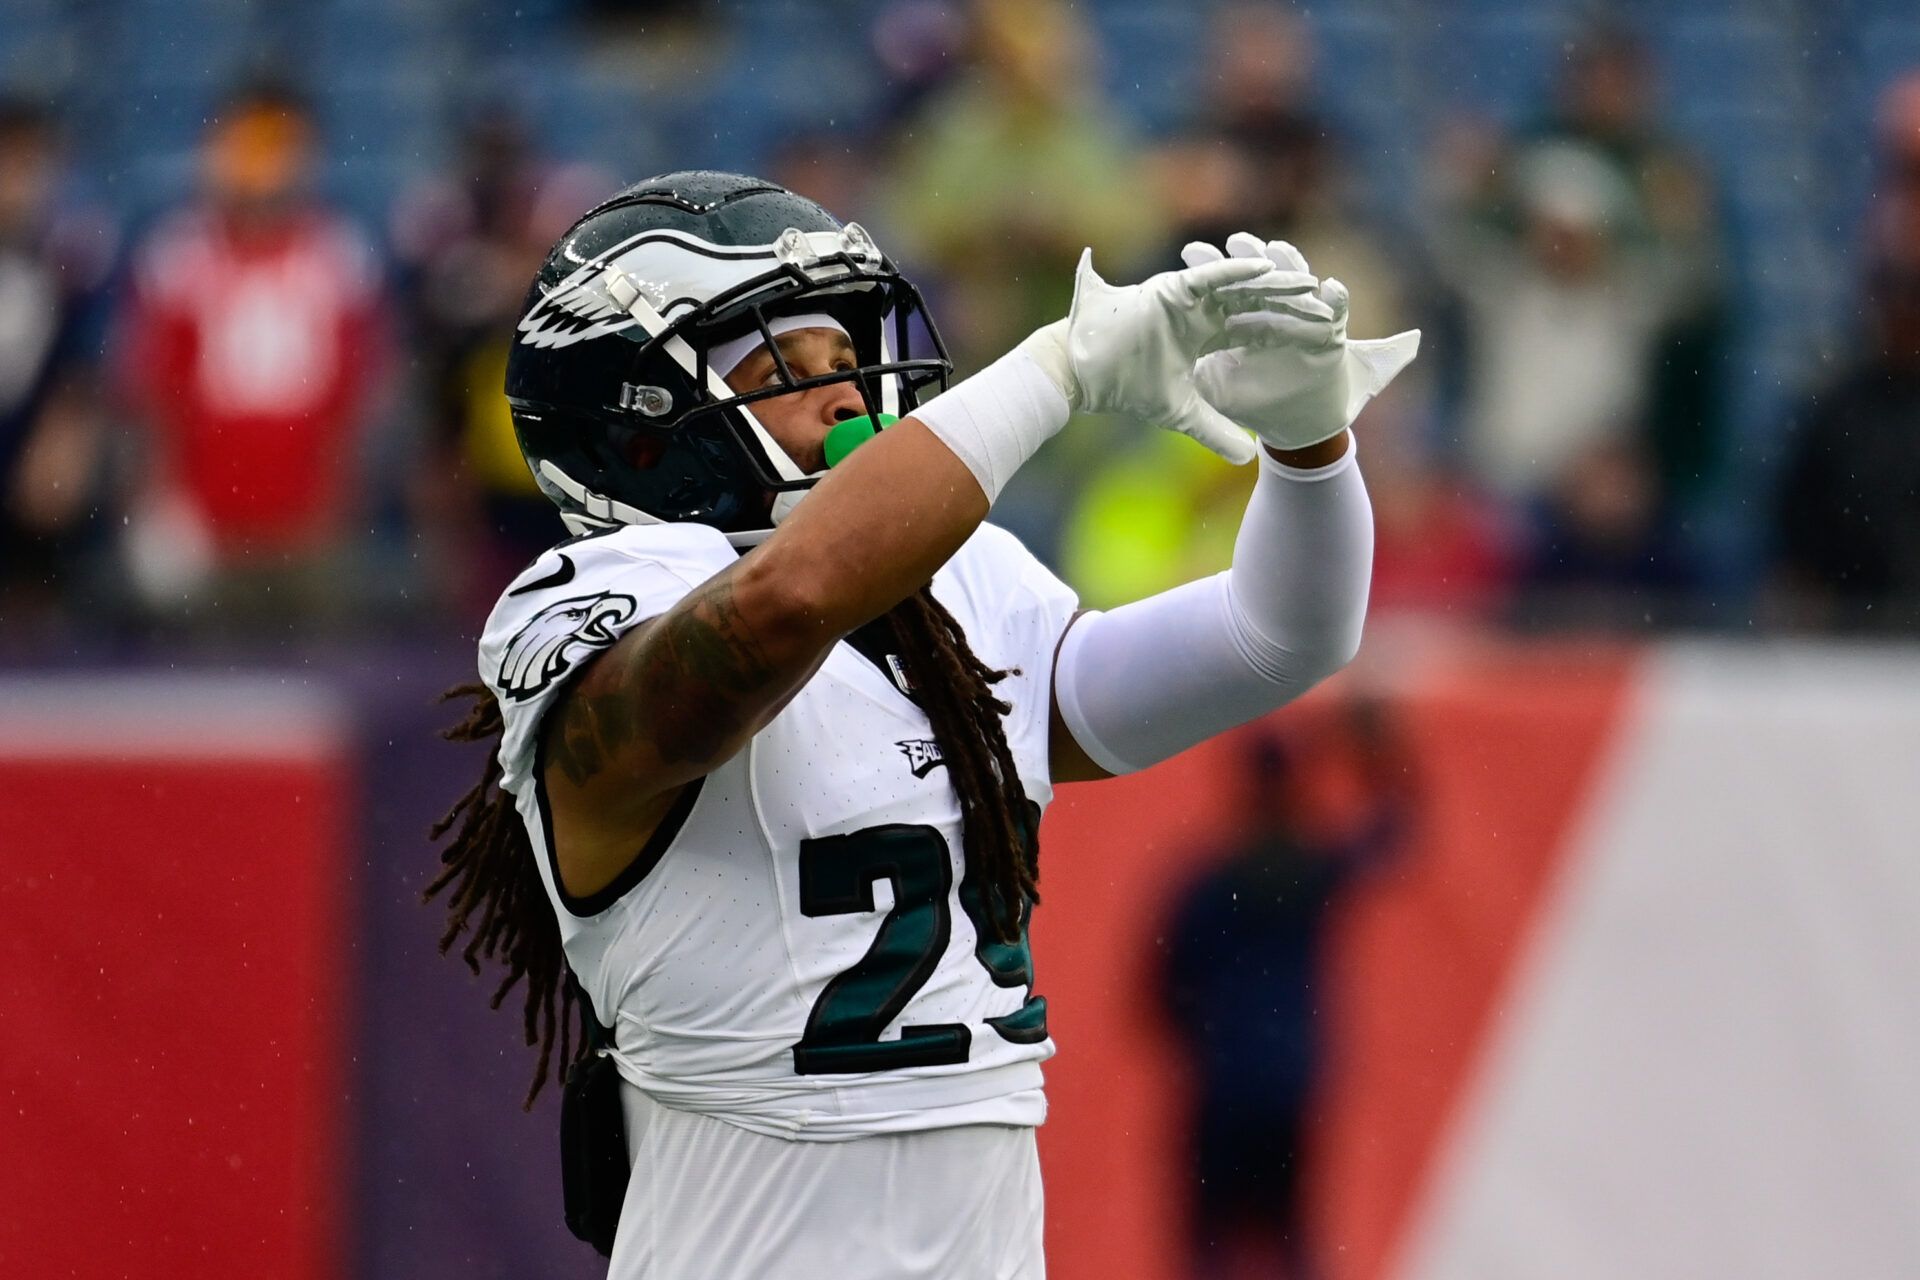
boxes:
[0,701,351,1280]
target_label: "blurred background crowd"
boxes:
[3,0,1919,647]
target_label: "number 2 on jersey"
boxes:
[793,822,1046,1075]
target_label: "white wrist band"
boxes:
[908,346,1071,504]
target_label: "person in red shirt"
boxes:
[118,80,384,615]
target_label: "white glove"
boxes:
[1182,234,1421,452]
[1021,250,1310,465]
[915,245,1292,504]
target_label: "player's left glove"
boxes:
[1182,234,1421,452]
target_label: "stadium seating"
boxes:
[12,0,1919,566]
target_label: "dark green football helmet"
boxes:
[505,170,951,543]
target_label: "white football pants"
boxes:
[609,1083,1045,1279]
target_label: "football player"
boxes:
[428,171,1416,1278]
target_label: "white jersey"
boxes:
[478,520,1078,1142]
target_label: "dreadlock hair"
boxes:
[426,582,1037,1107]
[424,684,583,1109]
[883,586,1036,943]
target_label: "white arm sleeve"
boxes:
[1052,444,1373,775]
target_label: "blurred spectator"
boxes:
[1147,2,1407,340]
[1530,26,1729,513]
[0,97,116,624]
[574,0,720,85]
[1362,412,1517,623]
[1059,429,1252,609]
[881,0,1164,557]
[116,80,386,623]
[1066,3,1456,613]
[1432,140,1696,616]
[1437,139,1661,494]
[1430,26,1726,620]
[884,0,1162,366]
[390,105,611,614]
[1060,419,1518,621]
[1770,74,1920,633]
[1159,705,1416,1280]
[869,0,970,127]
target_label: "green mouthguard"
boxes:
[823,413,899,469]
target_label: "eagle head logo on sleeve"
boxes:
[498,592,640,702]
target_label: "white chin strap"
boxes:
[541,461,661,534]
[547,460,775,547]
[768,489,808,527]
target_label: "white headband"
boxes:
[707,312,851,379]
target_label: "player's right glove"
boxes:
[1181,234,1420,452]
[1020,249,1307,464]
[916,248,1297,502]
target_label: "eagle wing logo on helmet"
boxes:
[517,228,792,352]
[518,268,650,350]
[517,233,680,351]
[497,592,640,701]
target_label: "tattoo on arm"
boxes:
[547,572,791,788]
[548,689,637,786]
[643,576,785,764]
